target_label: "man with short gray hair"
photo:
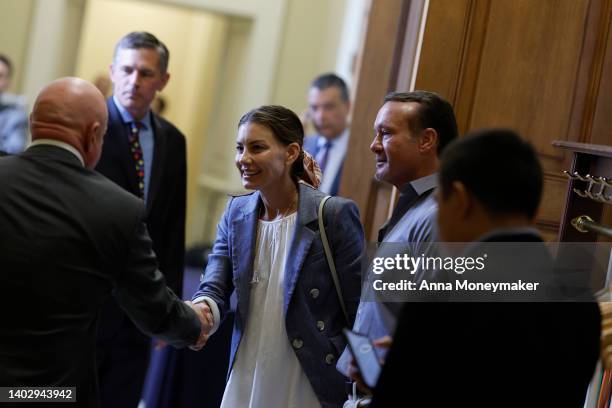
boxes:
[95,32,188,408]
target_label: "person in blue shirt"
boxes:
[0,54,28,155]
[303,73,351,196]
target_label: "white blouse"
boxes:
[220,212,321,408]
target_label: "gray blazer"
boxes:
[193,182,364,407]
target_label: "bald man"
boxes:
[0,78,211,408]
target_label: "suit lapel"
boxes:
[106,100,139,194]
[231,193,260,323]
[147,113,166,213]
[283,183,319,314]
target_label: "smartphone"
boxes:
[342,328,382,389]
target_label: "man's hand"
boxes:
[348,335,393,393]
[154,339,167,350]
[185,300,214,351]
[373,335,392,349]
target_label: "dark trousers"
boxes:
[97,321,150,408]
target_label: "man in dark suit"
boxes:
[303,73,351,196]
[371,129,601,407]
[94,32,188,407]
[0,77,211,408]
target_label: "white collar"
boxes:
[29,139,85,166]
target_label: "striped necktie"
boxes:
[318,140,333,173]
[128,122,145,199]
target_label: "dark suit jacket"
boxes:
[303,134,344,196]
[193,183,364,407]
[372,232,601,408]
[0,145,200,408]
[95,99,187,340]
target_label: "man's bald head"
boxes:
[31,77,108,168]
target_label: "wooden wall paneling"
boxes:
[348,0,611,242]
[589,0,612,146]
[413,0,473,103]
[364,181,394,241]
[339,0,412,241]
[566,0,610,145]
[557,0,609,241]
[468,0,589,157]
[394,0,432,92]
[413,0,493,136]
[539,225,562,243]
[559,0,612,240]
[462,0,591,235]
[387,0,415,94]
[538,172,569,223]
[450,0,491,135]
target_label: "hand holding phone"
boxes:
[343,328,382,389]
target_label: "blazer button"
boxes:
[310,288,320,299]
[325,353,335,365]
[316,320,325,332]
[292,338,304,349]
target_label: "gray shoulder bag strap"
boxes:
[318,195,350,326]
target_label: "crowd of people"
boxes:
[0,31,603,408]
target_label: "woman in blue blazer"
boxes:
[192,105,364,407]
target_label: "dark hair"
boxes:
[384,91,458,155]
[238,105,305,180]
[310,73,349,102]
[0,54,12,76]
[114,32,169,73]
[439,128,543,219]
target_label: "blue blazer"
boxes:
[303,135,344,196]
[193,182,364,407]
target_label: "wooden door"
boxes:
[342,0,612,241]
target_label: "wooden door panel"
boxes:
[469,1,589,158]
[415,0,471,101]
[342,0,610,242]
[591,16,612,146]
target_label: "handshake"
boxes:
[186,300,214,351]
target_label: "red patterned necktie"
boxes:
[128,122,145,199]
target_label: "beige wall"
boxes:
[0,0,35,93]
[271,0,349,113]
[75,0,228,245]
[167,0,367,243]
[22,0,86,108]
[194,0,361,241]
[3,0,367,245]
